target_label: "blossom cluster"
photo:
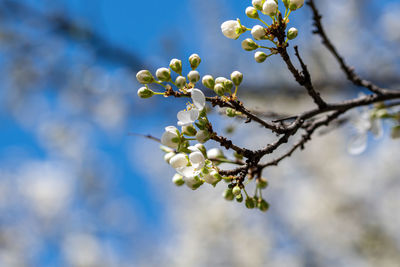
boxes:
[221,0,304,63]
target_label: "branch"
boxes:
[307,0,386,95]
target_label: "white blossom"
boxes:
[161,126,180,149]
[170,153,189,169]
[177,89,205,126]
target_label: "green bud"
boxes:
[215,77,228,85]
[282,0,290,8]
[175,76,187,88]
[252,0,265,10]
[391,125,400,139]
[257,199,270,212]
[172,174,185,186]
[223,80,234,93]
[195,130,210,144]
[214,83,225,96]
[223,188,235,201]
[169,58,182,74]
[202,75,215,89]
[241,38,259,51]
[156,67,171,82]
[236,193,243,203]
[245,197,255,209]
[232,185,241,196]
[137,87,154,98]
[254,51,268,63]
[289,0,304,11]
[226,108,237,117]
[287,27,298,40]
[246,6,259,19]
[182,125,197,136]
[231,71,243,86]
[188,70,200,84]
[257,177,268,189]
[136,70,155,84]
[189,53,201,69]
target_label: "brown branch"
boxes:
[307,0,387,95]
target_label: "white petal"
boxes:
[370,118,383,140]
[348,133,368,155]
[191,89,205,110]
[165,126,178,134]
[161,131,179,149]
[207,148,224,159]
[169,153,188,169]
[189,151,205,169]
[177,166,201,178]
[177,109,199,126]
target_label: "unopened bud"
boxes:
[262,0,278,16]
[254,51,268,63]
[289,0,304,10]
[169,58,182,74]
[175,76,187,88]
[223,188,235,201]
[257,177,268,189]
[245,197,255,209]
[207,148,224,159]
[241,38,259,51]
[137,87,154,98]
[214,83,225,96]
[136,70,154,84]
[246,6,259,19]
[226,108,237,117]
[215,77,228,85]
[252,0,265,10]
[182,125,197,136]
[155,67,171,82]
[231,71,243,86]
[202,75,215,89]
[188,70,200,84]
[223,80,234,93]
[195,130,210,144]
[172,174,185,186]
[287,27,298,40]
[232,185,241,196]
[251,25,266,40]
[236,193,243,203]
[164,152,176,164]
[189,54,201,69]
[257,198,270,212]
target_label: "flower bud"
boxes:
[169,58,182,74]
[262,0,278,16]
[188,70,200,84]
[169,153,188,169]
[289,0,304,10]
[175,76,187,88]
[189,54,201,69]
[287,27,298,40]
[257,177,269,189]
[164,152,176,163]
[172,173,185,186]
[231,71,243,86]
[223,80,234,93]
[245,197,255,209]
[137,87,154,98]
[136,70,154,84]
[391,125,400,139]
[226,108,237,117]
[221,20,242,40]
[254,51,268,63]
[246,6,259,19]
[182,125,197,136]
[282,0,290,8]
[185,176,204,190]
[195,130,210,144]
[194,143,207,155]
[241,38,259,51]
[214,83,225,96]
[207,148,224,159]
[156,67,171,82]
[251,25,266,41]
[236,193,243,203]
[252,0,265,10]
[232,185,241,196]
[202,75,215,89]
[223,188,235,201]
[203,169,222,185]
[257,199,270,212]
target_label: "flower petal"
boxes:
[189,151,205,169]
[370,118,383,140]
[191,89,205,110]
[348,133,368,155]
[177,109,200,126]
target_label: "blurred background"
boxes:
[1,0,400,266]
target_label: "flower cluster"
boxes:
[221,0,304,63]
